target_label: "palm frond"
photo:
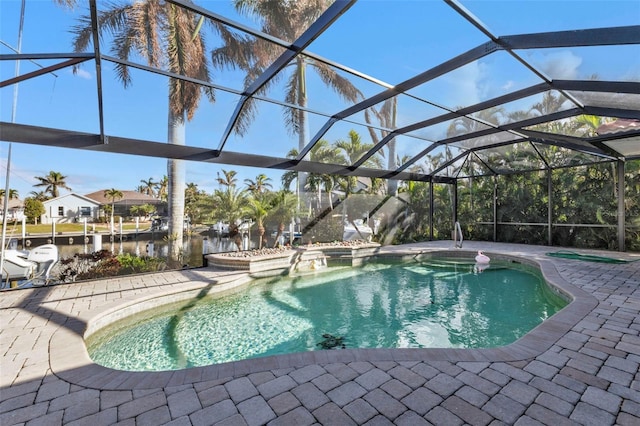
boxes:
[312,60,363,104]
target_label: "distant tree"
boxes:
[269,190,298,247]
[34,171,71,198]
[53,0,78,8]
[0,189,19,200]
[139,177,157,197]
[216,169,238,188]
[104,188,123,229]
[248,196,271,249]
[28,191,48,202]
[212,186,248,225]
[212,186,249,250]
[244,174,273,196]
[72,0,217,267]
[213,0,366,198]
[184,182,203,223]
[129,205,145,219]
[283,140,342,211]
[141,203,157,218]
[23,198,45,224]
[334,129,381,195]
[156,176,168,202]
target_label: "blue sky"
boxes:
[1,0,638,199]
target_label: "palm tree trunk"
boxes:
[387,97,398,196]
[273,222,285,248]
[258,224,265,249]
[297,58,309,210]
[167,109,186,267]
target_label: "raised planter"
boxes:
[205,241,381,275]
[206,248,295,275]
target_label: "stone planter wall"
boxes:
[205,242,381,275]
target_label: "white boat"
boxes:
[2,249,34,280]
[210,222,230,237]
[1,244,59,287]
[270,230,303,241]
[343,219,373,241]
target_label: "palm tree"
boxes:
[104,188,123,233]
[269,190,298,247]
[446,107,504,138]
[369,97,399,195]
[156,176,169,202]
[216,169,238,188]
[530,91,566,117]
[212,186,249,250]
[53,0,78,8]
[571,114,607,137]
[212,186,248,224]
[139,177,157,197]
[334,129,381,195]
[282,140,342,211]
[244,174,273,196]
[248,196,271,249]
[0,189,19,200]
[34,170,71,198]
[28,190,48,202]
[72,1,214,266]
[212,0,365,197]
[184,182,200,221]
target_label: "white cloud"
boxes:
[502,80,515,91]
[445,61,484,107]
[537,50,582,80]
[72,68,92,80]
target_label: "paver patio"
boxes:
[1,241,639,425]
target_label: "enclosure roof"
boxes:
[1,0,639,183]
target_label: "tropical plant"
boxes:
[334,129,381,195]
[212,186,250,250]
[216,169,238,188]
[129,205,146,220]
[34,170,71,198]
[244,174,273,197]
[247,196,271,249]
[447,107,504,137]
[28,191,48,202]
[369,97,399,195]
[570,114,607,137]
[53,0,78,9]
[72,0,215,267]
[0,189,19,200]
[141,203,157,218]
[156,176,169,202]
[268,190,298,247]
[211,186,249,225]
[185,182,206,223]
[139,177,157,197]
[282,140,342,212]
[23,198,45,224]
[212,0,366,197]
[103,188,123,232]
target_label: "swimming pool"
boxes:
[86,259,567,371]
[86,260,567,371]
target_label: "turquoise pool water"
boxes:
[86,260,567,371]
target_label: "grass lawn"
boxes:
[3,222,151,235]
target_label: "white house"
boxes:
[41,193,101,224]
[0,198,25,222]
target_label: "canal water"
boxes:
[56,234,256,268]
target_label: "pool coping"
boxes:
[49,248,599,390]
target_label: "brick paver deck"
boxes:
[1,242,639,425]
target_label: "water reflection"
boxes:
[56,234,256,268]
